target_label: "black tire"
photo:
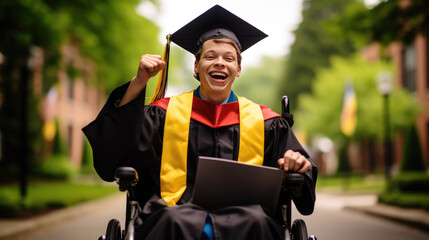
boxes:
[106,219,122,240]
[291,219,308,240]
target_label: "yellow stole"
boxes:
[160,90,265,206]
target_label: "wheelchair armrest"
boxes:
[115,167,139,192]
[281,173,305,200]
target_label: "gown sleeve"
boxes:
[266,118,318,215]
[82,82,165,182]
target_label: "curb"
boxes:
[345,204,429,233]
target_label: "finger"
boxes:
[277,158,284,169]
[291,155,303,172]
[144,54,162,60]
[298,159,311,173]
[283,150,296,172]
[140,59,164,75]
[288,152,300,172]
[292,156,310,173]
[283,154,291,172]
[155,60,166,72]
[141,54,162,63]
[289,157,297,172]
[140,61,156,73]
[142,55,165,68]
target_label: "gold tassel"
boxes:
[150,34,171,104]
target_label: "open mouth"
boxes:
[210,72,227,80]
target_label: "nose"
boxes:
[214,57,226,67]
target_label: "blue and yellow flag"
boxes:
[340,80,357,137]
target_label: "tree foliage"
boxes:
[296,54,421,142]
[330,0,429,47]
[279,0,359,110]
[42,0,162,92]
[234,56,286,113]
[0,0,162,171]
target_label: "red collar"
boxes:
[150,97,280,128]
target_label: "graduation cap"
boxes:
[150,4,268,103]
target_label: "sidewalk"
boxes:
[346,203,429,233]
[316,190,429,233]
[0,193,125,240]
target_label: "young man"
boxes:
[83,5,317,240]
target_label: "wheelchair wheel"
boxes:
[291,219,308,240]
[106,219,122,240]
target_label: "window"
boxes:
[402,43,417,92]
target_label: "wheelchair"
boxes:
[98,96,317,240]
[99,167,316,240]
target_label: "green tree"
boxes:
[330,0,429,47]
[280,0,359,110]
[234,56,286,113]
[296,54,421,142]
[0,0,64,176]
[0,0,162,177]
[42,0,162,92]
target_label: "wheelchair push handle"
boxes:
[281,95,294,127]
[115,167,139,192]
[281,173,305,200]
[284,173,304,186]
[282,96,290,116]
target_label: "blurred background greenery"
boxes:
[0,0,428,217]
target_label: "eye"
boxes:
[225,56,235,62]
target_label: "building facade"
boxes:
[363,33,429,169]
[53,44,105,166]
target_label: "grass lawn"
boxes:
[316,174,386,193]
[0,181,117,218]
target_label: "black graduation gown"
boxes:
[82,82,317,239]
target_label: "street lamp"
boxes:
[376,71,393,180]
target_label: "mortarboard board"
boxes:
[170,4,268,54]
[150,5,268,103]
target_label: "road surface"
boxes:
[23,193,429,240]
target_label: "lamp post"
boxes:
[376,71,393,180]
[19,47,37,198]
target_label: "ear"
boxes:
[236,65,241,77]
[194,60,199,74]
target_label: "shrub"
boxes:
[387,173,429,193]
[400,124,426,172]
[379,173,429,211]
[80,137,96,175]
[378,191,429,211]
[36,154,77,180]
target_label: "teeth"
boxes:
[210,72,227,78]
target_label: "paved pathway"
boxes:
[1,191,429,239]
[0,193,126,240]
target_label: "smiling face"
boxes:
[194,39,242,104]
